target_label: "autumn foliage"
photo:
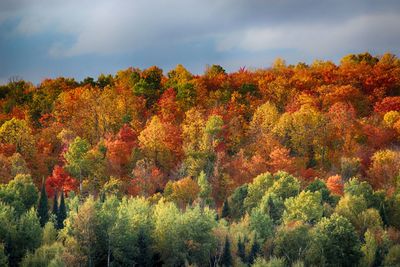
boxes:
[0,52,400,198]
[46,165,78,197]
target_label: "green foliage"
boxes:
[64,137,90,189]
[244,172,275,211]
[133,66,163,106]
[306,214,362,267]
[237,236,246,263]
[249,208,273,241]
[306,179,336,205]
[248,235,261,265]
[57,191,66,230]
[254,257,286,267]
[0,243,8,267]
[38,181,49,227]
[228,184,248,220]
[197,171,213,206]
[268,171,301,201]
[274,223,311,264]
[221,199,230,219]
[153,200,217,266]
[383,244,400,267]
[283,191,323,224]
[0,174,38,216]
[335,194,368,232]
[221,236,233,267]
[20,242,64,267]
[13,208,42,264]
[42,221,58,246]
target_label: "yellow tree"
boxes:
[138,116,181,170]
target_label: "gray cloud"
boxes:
[0,0,399,83]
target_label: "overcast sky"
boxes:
[1,0,400,84]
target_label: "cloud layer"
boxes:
[1,0,399,83]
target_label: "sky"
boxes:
[0,0,400,85]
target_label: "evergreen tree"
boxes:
[248,235,261,265]
[37,180,49,227]
[237,236,246,263]
[57,190,67,229]
[221,199,230,219]
[52,191,58,217]
[268,196,280,223]
[135,228,153,267]
[221,236,233,267]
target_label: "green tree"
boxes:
[110,197,153,266]
[283,191,323,224]
[221,199,230,219]
[97,195,119,267]
[306,214,362,267]
[274,223,311,264]
[42,221,58,246]
[250,207,274,241]
[136,227,153,267]
[153,201,216,266]
[0,203,15,265]
[197,171,213,206]
[64,197,98,267]
[0,243,8,267]
[228,184,248,220]
[306,179,336,206]
[244,172,274,211]
[57,191,66,230]
[383,245,400,267]
[0,174,38,216]
[20,242,64,267]
[221,236,232,267]
[37,181,49,227]
[268,171,301,200]
[133,66,163,107]
[248,235,261,265]
[64,137,90,192]
[13,208,42,265]
[344,178,375,207]
[237,236,246,263]
[361,229,379,267]
[335,194,368,233]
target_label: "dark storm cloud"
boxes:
[0,0,399,83]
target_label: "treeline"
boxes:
[0,52,400,265]
[1,171,400,266]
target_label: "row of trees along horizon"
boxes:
[1,52,400,266]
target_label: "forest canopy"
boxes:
[1,53,400,266]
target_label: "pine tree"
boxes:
[221,199,230,219]
[237,236,246,263]
[57,190,67,229]
[37,180,49,227]
[248,235,261,265]
[268,196,280,223]
[135,228,153,267]
[52,191,58,216]
[221,236,233,267]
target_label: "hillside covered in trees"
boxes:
[1,53,400,266]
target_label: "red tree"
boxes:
[326,175,344,195]
[46,165,78,197]
[374,96,400,113]
[106,124,137,175]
